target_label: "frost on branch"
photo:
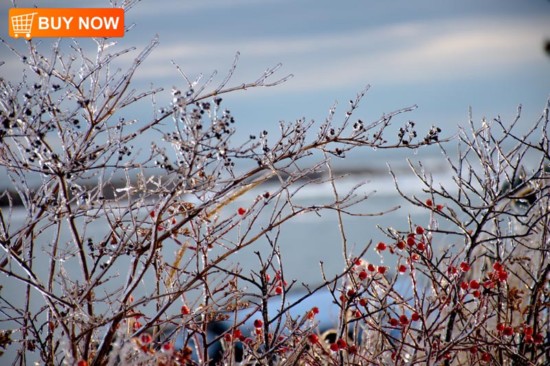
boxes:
[0,27,547,366]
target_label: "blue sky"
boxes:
[2,0,550,143]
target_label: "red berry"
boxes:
[503,326,514,336]
[348,345,358,354]
[162,342,174,352]
[275,286,283,295]
[436,204,444,211]
[534,333,544,345]
[311,306,319,314]
[77,361,88,366]
[410,253,420,261]
[358,270,368,280]
[308,334,319,344]
[498,270,508,282]
[132,321,142,331]
[359,298,367,307]
[396,241,405,250]
[493,262,503,272]
[459,262,471,272]
[353,257,362,266]
[224,333,232,342]
[398,264,407,273]
[411,312,420,321]
[237,207,247,215]
[367,263,376,272]
[254,319,263,328]
[481,352,491,362]
[336,338,348,349]
[407,236,416,246]
[415,226,425,235]
[425,198,433,207]
[330,343,339,352]
[470,346,478,354]
[472,290,481,298]
[524,326,533,336]
[416,242,426,251]
[377,266,387,275]
[376,242,387,251]
[496,323,505,332]
[140,333,152,345]
[460,281,469,290]
[525,335,534,343]
[181,305,190,315]
[233,329,243,339]
[399,315,409,325]
[389,318,399,326]
[469,280,480,290]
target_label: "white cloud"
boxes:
[124,15,548,92]
[129,0,280,16]
[1,13,546,100]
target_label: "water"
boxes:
[1,153,452,297]
[0,147,456,363]
[1,147,454,290]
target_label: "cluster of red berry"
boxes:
[388,312,421,327]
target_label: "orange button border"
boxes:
[8,8,125,39]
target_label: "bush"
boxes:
[0,9,548,366]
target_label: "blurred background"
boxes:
[1,0,549,308]
[1,0,549,136]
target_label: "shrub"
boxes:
[0,7,548,366]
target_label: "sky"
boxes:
[1,0,550,152]
[1,1,549,353]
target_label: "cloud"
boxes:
[124,15,548,92]
[1,10,546,102]
[129,0,280,16]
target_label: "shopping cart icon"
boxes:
[11,12,37,39]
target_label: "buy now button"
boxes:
[9,8,124,39]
